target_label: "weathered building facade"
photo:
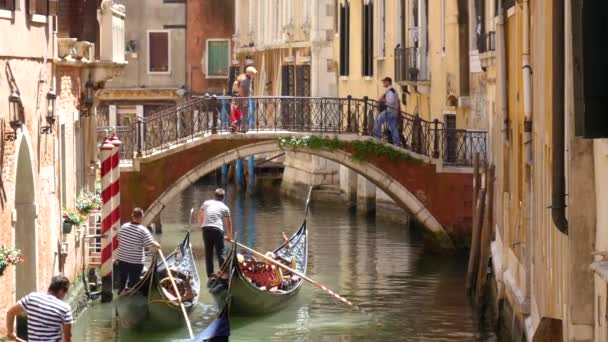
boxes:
[0,0,125,335]
[471,0,606,341]
[99,0,187,129]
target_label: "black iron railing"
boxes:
[395,47,429,82]
[96,96,486,167]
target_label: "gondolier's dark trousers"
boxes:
[202,226,226,277]
[117,260,144,293]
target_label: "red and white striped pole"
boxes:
[100,137,115,302]
[109,134,122,256]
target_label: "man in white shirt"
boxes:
[374,77,403,147]
[6,275,73,342]
[198,188,233,278]
[116,207,161,293]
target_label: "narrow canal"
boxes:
[73,181,496,341]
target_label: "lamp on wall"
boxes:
[41,89,57,134]
[81,78,95,117]
[5,90,22,141]
[85,79,94,107]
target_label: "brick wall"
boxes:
[0,59,86,334]
[187,0,235,94]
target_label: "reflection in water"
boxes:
[73,181,496,341]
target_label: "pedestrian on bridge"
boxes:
[374,77,403,147]
[115,207,161,294]
[233,66,257,133]
[5,275,73,342]
[197,188,233,278]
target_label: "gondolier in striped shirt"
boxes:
[5,275,73,342]
[116,207,161,293]
[198,188,233,278]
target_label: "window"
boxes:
[28,0,57,16]
[377,0,385,58]
[362,0,374,77]
[206,39,230,78]
[148,31,170,74]
[475,0,486,52]
[0,0,15,11]
[339,1,350,76]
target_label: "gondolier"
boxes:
[198,188,233,278]
[5,275,73,342]
[116,207,161,293]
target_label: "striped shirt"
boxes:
[116,222,155,264]
[17,292,73,342]
[201,199,230,231]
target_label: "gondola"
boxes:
[115,232,200,329]
[209,188,311,316]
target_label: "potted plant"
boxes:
[62,208,84,234]
[0,245,23,277]
[75,190,102,217]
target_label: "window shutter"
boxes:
[5,0,15,10]
[28,0,36,14]
[48,0,57,16]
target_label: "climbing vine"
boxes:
[277,136,422,164]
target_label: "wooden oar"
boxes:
[157,249,194,339]
[226,239,363,312]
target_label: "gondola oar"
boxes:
[158,249,194,339]
[226,239,363,312]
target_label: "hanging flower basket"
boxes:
[62,221,74,234]
[75,190,102,217]
[63,208,85,234]
[0,245,23,277]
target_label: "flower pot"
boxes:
[62,221,74,234]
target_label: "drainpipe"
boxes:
[551,0,568,234]
[522,0,532,163]
[496,0,508,142]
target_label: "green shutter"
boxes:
[208,41,229,77]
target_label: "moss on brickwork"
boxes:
[277,136,424,164]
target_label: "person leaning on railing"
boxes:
[374,77,403,147]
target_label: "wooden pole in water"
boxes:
[157,249,194,339]
[476,164,495,305]
[466,154,483,292]
[466,188,486,292]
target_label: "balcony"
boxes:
[98,0,126,64]
[395,47,429,83]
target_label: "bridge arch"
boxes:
[132,136,454,250]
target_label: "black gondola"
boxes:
[115,232,200,328]
[209,188,311,315]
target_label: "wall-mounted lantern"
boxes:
[85,79,94,107]
[41,89,56,134]
[8,91,22,129]
[5,90,22,141]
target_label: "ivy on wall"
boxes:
[277,136,423,164]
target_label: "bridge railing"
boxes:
[97,96,487,167]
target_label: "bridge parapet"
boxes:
[97,96,486,167]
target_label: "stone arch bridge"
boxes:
[100,96,487,251]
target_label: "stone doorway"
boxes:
[14,139,37,300]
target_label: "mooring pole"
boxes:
[248,155,255,192]
[99,137,115,302]
[235,159,244,190]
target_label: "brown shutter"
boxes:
[48,0,57,16]
[28,0,36,14]
[5,0,15,10]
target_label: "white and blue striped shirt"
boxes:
[116,222,155,264]
[201,199,230,231]
[17,292,73,342]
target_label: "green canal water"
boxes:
[73,183,497,341]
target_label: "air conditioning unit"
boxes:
[458,96,470,108]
